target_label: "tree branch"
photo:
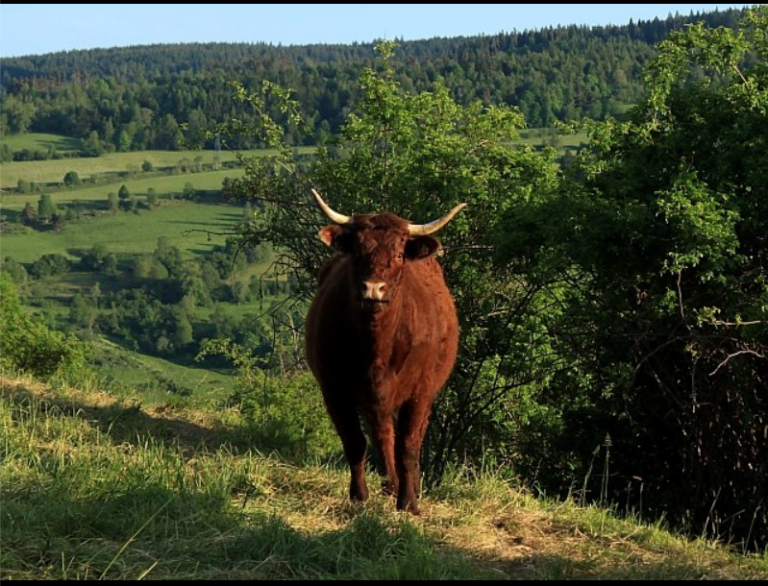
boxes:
[709,349,765,376]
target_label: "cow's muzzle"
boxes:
[361,280,387,302]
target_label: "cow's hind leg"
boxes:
[324,396,369,503]
[394,399,432,515]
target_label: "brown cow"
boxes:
[305,188,466,514]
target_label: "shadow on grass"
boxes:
[487,552,729,580]
[39,136,82,152]
[214,212,248,219]
[0,474,731,580]
[2,209,23,223]
[162,220,238,228]
[1,383,753,579]
[1,477,497,579]
[1,381,317,463]
[0,482,239,580]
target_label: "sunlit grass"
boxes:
[0,139,315,188]
[0,201,243,263]
[1,169,247,212]
[2,373,766,580]
[1,132,82,153]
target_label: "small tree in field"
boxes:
[37,194,57,222]
[107,192,119,213]
[63,171,81,187]
[21,202,37,225]
[182,182,196,200]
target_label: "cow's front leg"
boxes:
[395,399,433,515]
[323,393,369,502]
[369,407,399,498]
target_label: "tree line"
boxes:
[0,7,745,155]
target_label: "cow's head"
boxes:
[311,189,466,308]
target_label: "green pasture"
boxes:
[0,129,585,191]
[27,271,106,304]
[0,135,315,188]
[517,127,590,150]
[0,152,244,190]
[0,201,244,263]
[1,169,245,212]
[93,339,235,407]
[1,132,83,154]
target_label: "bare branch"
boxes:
[732,63,750,87]
[677,269,687,324]
[708,319,767,328]
[709,349,765,376]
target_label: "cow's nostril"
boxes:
[363,280,387,301]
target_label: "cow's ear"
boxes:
[318,225,353,252]
[405,235,441,259]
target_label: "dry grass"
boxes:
[2,373,766,580]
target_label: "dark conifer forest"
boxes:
[0,8,744,153]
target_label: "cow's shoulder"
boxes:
[317,254,349,287]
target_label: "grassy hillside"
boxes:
[0,149,277,410]
[1,132,83,154]
[2,374,766,580]
[0,139,315,189]
[1,170,246,213]
[87,337,237,408]
[1,201,243,263]
[0,132,580,191]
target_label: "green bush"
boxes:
[197,339,337,461]
[0,271,86,378]
[497,7,768,550]
[63,170,81,186]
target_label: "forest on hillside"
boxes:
[0,7,745,158]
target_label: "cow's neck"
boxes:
[357,293,403,356]
[358,297,406,389]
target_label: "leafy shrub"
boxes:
[197,339,338,461]
[0,271,86,378]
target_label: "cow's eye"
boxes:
[397,253,405,262]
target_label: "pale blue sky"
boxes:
[0,4,757,58]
